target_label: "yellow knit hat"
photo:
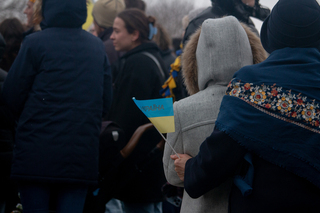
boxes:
[29,0,36,3]
[92,0,125,29]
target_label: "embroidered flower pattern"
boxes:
[227,79,320,130]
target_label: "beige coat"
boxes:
[163,16,267,213]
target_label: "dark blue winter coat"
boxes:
[1,0,112,185]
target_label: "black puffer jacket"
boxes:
[183,0,270,44]
[0,99,15,201]
[0,32,16,206]
[108,42,168,203]
[2,0,112,185]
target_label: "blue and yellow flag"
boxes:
[133,97,175,133]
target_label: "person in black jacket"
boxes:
[1,0,113,212]
[0,33,18,213]
[108,8,168,213]
[171,0,320,212]
[183,0,270,45]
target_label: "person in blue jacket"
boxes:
[1,0,113,212]
[171,0,320,212]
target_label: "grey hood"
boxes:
[182,16,267,95]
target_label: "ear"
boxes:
[131,30,140,42]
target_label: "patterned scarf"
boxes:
[216,47,320,189]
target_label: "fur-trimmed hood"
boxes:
[182,16,267,95]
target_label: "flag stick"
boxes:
[153,125,180,159]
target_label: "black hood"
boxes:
[212,0,235,12]
[41,0,87,29]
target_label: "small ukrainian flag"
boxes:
[133,97,175,133]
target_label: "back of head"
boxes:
[124,0,146,11]
[183,16,255,95]
[261,0,320,53]
[92,0,125,29]
[41,0,87,28]
[117,8,156,43]
[0,18,24,71]
[0,18,24,41]
[153,23,171,51]
[197,16,253,91]
[211,0,235,12]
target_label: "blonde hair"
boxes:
[33,0,42,26]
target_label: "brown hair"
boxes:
[117,8,156,43]
[124,0,146,11]
[153,23,172,51]
[0,18,24,72]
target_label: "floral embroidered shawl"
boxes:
[215,47,320,189]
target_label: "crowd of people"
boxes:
[1,0,320,213]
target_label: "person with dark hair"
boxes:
[0,18,24,72]
[183,0,270,45]
[171,0,320,212]
[124,0,146,11]
[1,0,113,212]
[92,0,125,66]
[108,8,168,213]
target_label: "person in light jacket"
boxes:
[163,16,267,213]
[171,0,320,212]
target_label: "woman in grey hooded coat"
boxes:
[163,16,267,213]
